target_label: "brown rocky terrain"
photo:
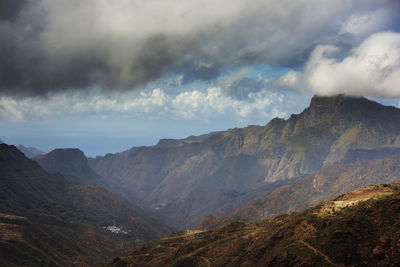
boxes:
[105,184,400,267]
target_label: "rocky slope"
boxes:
[0,144,172,266]
[105,184,400,267]
[209,154,400,226]
[89,95,400,228]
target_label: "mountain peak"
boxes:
[304,94,400,125]
[36,148,86,161]
[309,94,367,112]
[34,148,89,176]
[33,148,111,185]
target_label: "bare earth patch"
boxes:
[315,184,400,217]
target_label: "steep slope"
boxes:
[211,154,400,226]
[0,144,172,266]
[106,184,400,267]
[89,95,400,228]
[16,144,44,158]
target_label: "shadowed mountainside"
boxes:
[205,154,400,228]
[105,184,400,267]
[0,144,172,266]
[89,95,400,228]
[33,147,154,209]
[34,148,107,185]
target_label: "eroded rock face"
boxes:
[219,155,400,225]
[339,147,400,164]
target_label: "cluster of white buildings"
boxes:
[103,225,128,235]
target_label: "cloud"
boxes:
[0,86,307,123]
[0,0,27,21]
[0,97,25,121]
[217,68,269,100]
[339,9,398,37]
[0,0,398,96]
[276,31,400,98]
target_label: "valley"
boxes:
[105,184,400,266]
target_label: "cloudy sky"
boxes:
[1,0,400,156]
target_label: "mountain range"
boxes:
[4,94,400,265]
[88,95,400,228]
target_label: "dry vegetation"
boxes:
[106,184,400,266]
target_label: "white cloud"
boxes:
[276,31,400,98]
[0,98,25,121]
[0,87,300,123]
[340,9,396,37]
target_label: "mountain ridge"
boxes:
[89,94,400,228]
[16,144,45,158]
[89,95,400,228]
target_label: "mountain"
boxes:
[106,184,400,267]
[33,148,152,208]
[155,131,221,148]
[34,148,106,185]
[0,144,172,266]
[206,154,400,227]
[89,95,400,228]
[16,144,44,158]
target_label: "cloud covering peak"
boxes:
[277,31,400,98]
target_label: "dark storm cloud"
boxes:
[223,77,265,100]
[0,0,399,97]
[0,0,27,21]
